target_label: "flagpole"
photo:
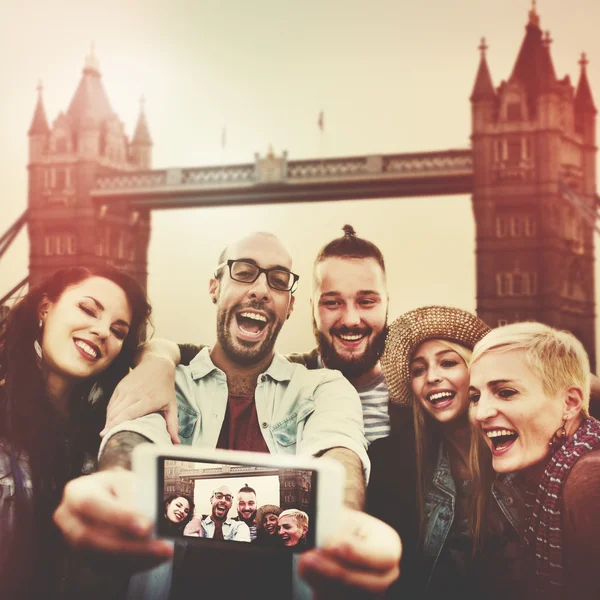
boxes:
[318,110,324,161]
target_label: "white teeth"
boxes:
[486,429,517,438]
[339,334,363,341]
[429,392,453,401]
[240,312,267,322]
[75,340,98,358]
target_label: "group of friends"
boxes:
[163,484,309,548]
[1,223,599,599]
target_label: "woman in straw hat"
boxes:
[254,504,282,547]
[469,322,600,599]
[368,305,493,598]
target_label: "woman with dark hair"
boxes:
[0,265,151,599]
[162,494,195,536]
[254,504,282,547]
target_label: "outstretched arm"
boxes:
[320,447,365,511]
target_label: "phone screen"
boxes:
[158,456,317,552]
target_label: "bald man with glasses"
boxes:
[184,485,250,542]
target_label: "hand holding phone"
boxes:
[132,444,345,553]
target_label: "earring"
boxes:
[39,319,43,329]
[34,339,43,362]
[212,298,217,304]
[549,421,568,456]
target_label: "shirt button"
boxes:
[506,497,514,506]
[261,422,269,429]
[260,375,267,383]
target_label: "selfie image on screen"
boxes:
[160,458,315,551]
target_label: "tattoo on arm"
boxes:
[99,431,151,471]
[319,447,366,511]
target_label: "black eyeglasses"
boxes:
[215,259,299,293]
[213,492,233,502]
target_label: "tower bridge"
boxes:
[2,4,598,365]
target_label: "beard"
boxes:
[216,300,283,366]
[314,317,387,380]
[240,510,257,525]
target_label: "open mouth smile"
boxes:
[333,329,369,347]
[235,310,269,339]
[73,338,101,360]
[426,390,455,409]
[214,504,228,516]
[485,428,519,455]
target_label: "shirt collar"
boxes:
[203,515,235,526]
[188,347,295,382]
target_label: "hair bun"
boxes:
[342,224,356,238]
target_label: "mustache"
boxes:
[331,325,372,336]
[231,300,275,320]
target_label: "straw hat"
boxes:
[382,306,490,407]
[255,504,282,528]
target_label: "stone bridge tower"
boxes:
[471,6,597,367]
[27,49,152,290]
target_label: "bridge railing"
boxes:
[93,149,474,194]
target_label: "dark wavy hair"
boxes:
[163,494,195,534]
[0,265,151,596]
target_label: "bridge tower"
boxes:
[471,5,597,367]
[26,48,151,290]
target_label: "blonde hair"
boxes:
[471,322,590,417]
[412,339,475,543]
[468,321,590,549]
[278,509,309,531]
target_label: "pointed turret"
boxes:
[66,45,114,132]
[470,38,496,102]
[130,96,153,168]
[28,81,50,163]
[575,53,597,114]
[28,81,50,136]
[509,3,557,116]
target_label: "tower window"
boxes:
[55,137,68,153]
[506,102,522,121]
[496,216,507,238]
[44,234,76,256]
[506,138,522,166]
[496,271,537,297]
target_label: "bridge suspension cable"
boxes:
[559,180,600,236]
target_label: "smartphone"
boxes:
[132,444,345,553]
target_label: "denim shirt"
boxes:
[421,443,457,581]
[102,348,370,477]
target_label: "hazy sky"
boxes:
[3,0,600,363]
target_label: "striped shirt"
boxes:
[317,355,390,444]
[354,371,391,444]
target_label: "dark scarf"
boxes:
[524,417,600,598]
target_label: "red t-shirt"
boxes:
[216,393,269,453]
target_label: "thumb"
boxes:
[165,408,181,445]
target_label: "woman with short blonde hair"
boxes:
[470,321,600,599]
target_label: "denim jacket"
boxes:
[491,472,525,539]
[421,443,457,583]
